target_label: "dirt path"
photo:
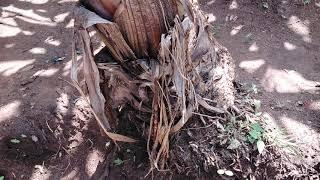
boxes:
[0,0,319,179]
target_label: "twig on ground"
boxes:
[46,119,54,133]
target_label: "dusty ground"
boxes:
[0,0,319,179]
[200,0,320,173]
[0,0,109,179]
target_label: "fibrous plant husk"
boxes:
[72,0,235,172]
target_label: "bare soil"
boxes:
[0,0,319,179]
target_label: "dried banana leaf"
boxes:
[72,0,235,171]
[72,6,137,143]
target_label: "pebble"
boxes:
[31,135,39,142]
[296,101,303,107]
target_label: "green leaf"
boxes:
[0,176,4,180]
[257,140,265,154]
[247,135,256,144]
[252,123,263,132]
[227,139,241,149]
[113,158,124,166]
[10,138,21,144]
[249,130,261,139]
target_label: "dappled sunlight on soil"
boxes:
[200,0,320,175]
[0,101,21,123]
[280,116,319,146]
[261,67,319,93]
[239,59,265,73]
[0,60,35,76]
[287,15,312,43]
[279,115,320,163]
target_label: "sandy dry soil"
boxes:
[0,0,319,179]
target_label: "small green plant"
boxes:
[0,176,4,180]
[247,122,265,154]
[248,123,263,141]
[113,158,124,166]
[247,123,264,143]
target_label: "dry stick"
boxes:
[45,119,54,133]
[62,157,71,175]
[181,112,226,130]
[192,112,226,121]
[155,86,171,170]
[155,101,170,170]
[199,115,207,125]
[154,91,165,168]
[183,121,216,131]
[152,81,179,170]
[146,82,159,177]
